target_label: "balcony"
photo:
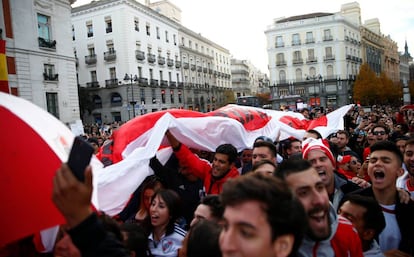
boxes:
[86,81,99,88]
[158,56,166,65]
[147,54,156,63]
[323,35,333,41]
[203,67,208,73]
[346,55,352,60]
[306,38,315,44]
[323,55,335,61]
[135,50,145,61]
[175,61,181,68]
[150,79,159,87]
[292,58,304,64]
[38,37,56,49]
[85,54,97,65]
[170,81,176,87]
[138,77,148,86]
[292,40,301,46]
[105,78,118,88]
[106,27,112,33]
[160,80,169,88]
[197,66,202,72]
[43,73,59,81]
[183,62,189,69]
[275,42,285,48]
[177,82,184,88]
[345,36,349,41]
[306,57,317,63]
[190,64,196,71]
[104,50,116,62]
[167,58,174,67]
[87,32,93,37]
[276,61,287,66]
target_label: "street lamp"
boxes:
[306,74,322,107]
[124,73,138,118]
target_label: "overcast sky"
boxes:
[73,0,414,74]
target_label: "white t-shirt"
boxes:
[379,204,401,252]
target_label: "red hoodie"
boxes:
[173,143,239,195]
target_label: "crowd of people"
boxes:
[2,104,414,257]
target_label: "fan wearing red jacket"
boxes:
[277,158,363,257]
[166,130,239,195]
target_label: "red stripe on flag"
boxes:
[0,106,65,247]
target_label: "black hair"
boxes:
[276,158,313,180]
[149,189,182,236]
[370,140,403,165]
[187,220,222,257]
[253,140,277,158]
[340,194,385,237]
[215,144,238,164]
[200,195,224,221]
[120,223,151,257]
[220,173,306,256]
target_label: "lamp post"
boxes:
[124,73,138,118]
[306,74,322,107]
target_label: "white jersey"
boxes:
[148,224,186,257]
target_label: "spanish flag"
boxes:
[0,39,9,93]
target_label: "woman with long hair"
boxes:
[147,189,186,257]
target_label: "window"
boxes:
[295,68,302,81]
[72,25,75,41]
[146,23,150,36]
[109,67,116,79]
[168,71,172,82]
[93,95,102,108]
[161,90,166,104]
[107,42,114,53]
[149,68,153,80]
[134,18,139,31]
[165,31,169,42]
[138,67,142,78]
[105,17,112,33]
[88,47,95,55]
[156,27,160,39]
[279,70,286,83]
[325,47,333,57]
[151,88,156,103]
[159,70,163,81]
[38,13,51,41]
[173,34,177,45]
[276,53,285,65]
[275,36,284,47]
[308,49,315,61]
[293,51,302,62]
[170,90,174,103]
[309,67,316,76]
[306,32,314,43]
[327,65,334,77]
[323,29,332,41]
[91,70,97,82]
[43,64,58,81]
[86,22,93,37]
[292,33,301,45]
[140,88,145,104]
[111,93,122,107]
[46,92,59,119]
[178,90,182,103]
[189,40,192,48]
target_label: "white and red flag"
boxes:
[0,91,353,246]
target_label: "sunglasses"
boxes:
[373,131,386,136]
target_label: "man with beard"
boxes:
[302,138,361,210]
[397,138,414,197]
[354,141,414,256]
[276,158,363,257]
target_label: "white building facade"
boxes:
[265,3,362,110]
[72,0,231,123]
[1,0,79,124]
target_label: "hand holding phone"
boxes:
[67,136,94,182]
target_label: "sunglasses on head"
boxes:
[373,131,386,136]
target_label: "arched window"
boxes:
[110,92,122,107]
[93,95,102,109]
[295,68,302,82]
[279,70,286,83]
[309,67,316,76]
[327,65,334,78]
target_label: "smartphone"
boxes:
[67,136,94,181]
